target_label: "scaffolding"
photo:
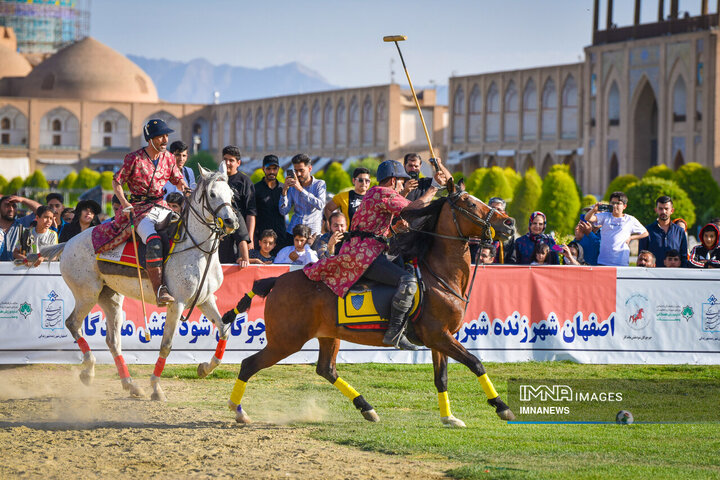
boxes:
[0,0,90,54]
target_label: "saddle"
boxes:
[337,266,423,332]
[96,215,182,277]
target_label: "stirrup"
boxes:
[383,329,419,351]
[156,285,175,306]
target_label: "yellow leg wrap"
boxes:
[247,291,255,298]
[438,391,452,417]
[229,379,247,405]
[333,377,360,400]
[478,373,499,399]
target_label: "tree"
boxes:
[503,167,521,197]
[73,168,101,190]
[536,164,581,236]
[465,168,488,198]
[0,175,7,194]
[477,166,513,202]
[673,162,720,229]
[581,194,597,208]
[644,164,674,180]
[625,177,695,227]
[6,176,24,195]
[324,162,352,194]
[58,171,78,190]
[603,174,639,201]
[250,168,264,184]
[348,156,382,177]
[508,168,542,232]
[99,171,114,190]
[23,170,49,189]
[186,151,217,177]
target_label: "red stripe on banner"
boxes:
[215,338,228,360]
[76,337,91,354]
[114,355,130,379]
[153,357,166,377]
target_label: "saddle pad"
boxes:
[96,234,174,269]
[337,283,421,331]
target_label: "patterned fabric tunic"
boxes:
[92,148,183,253]
[304,185,410,297]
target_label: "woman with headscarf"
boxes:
[510,211,559,265]
[59,199,101,243]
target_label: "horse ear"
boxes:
[447,180,456,195]
[198,164,209,178]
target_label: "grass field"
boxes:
[160,361,720,480]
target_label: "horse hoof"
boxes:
[441,415,467,428]
[151,391,167,402]
[79,370,94,386]
[497,408,516,421]
[197,362,211,379]
[228,401,251,424]
[129,385,146,398]
[361,409,380,422]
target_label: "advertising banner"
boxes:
[1,263,720,365]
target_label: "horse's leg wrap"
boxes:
[153,357,167,378]
[214,338,228,362]
[114,355,130,379]
[333,377,360,400]
[438,391,452,418]
[228,378,247,410]
[384,275,418,350]
[76,337,91,354]
[478,373,499,399]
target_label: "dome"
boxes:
[0,43,32,79]
[16,37,158,103]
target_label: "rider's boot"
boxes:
[146,234,174,306]
[383,274,419,351]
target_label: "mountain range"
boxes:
[128,55,448,105]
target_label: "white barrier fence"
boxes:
[1,263,719,365]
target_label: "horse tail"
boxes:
[235,276,278,313]
[40,243,66,262]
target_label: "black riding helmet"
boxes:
[143,118,174,141]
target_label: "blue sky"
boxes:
[91,0,713,88]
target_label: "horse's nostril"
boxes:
[504,219,514,227]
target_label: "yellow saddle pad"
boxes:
[337,283,421,330]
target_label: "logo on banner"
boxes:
[702,295,720,333]
[624,293,649,330]
[41,290,64,331]
[681,306,694,322]
[18,302,32,319]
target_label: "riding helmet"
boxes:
[143,118,174,141]
[376,159,411,183]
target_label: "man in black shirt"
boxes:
[218,145,255,265]
[253,154,288,253]
[400,153,452,201]
[322,167,371,226]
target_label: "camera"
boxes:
[286,169,295,178]
[597,203,613,212]
[407,170,419,180]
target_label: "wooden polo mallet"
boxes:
[383,34,439,172]
[124,206,152,342]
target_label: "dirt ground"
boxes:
[0,364,453,479]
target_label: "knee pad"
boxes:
[392,274,417,311]
[146,235,163,264]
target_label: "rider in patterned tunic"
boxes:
[91,119,189,305]
[304,159,447,350]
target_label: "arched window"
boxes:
[235,110,243,147]
[0,105,28,147]
[323,100,334,147]
[522,79,537,140]
[608,82,620,126]
[93,108,130,149]
[362,96,373,145]
[41,107,79,148]
[52,119,62,131]
[288,103,297,148]
[255,107,264,151]
[561,75,578,139]
[541,78,557,139]
[336,99,346,146]
[244,111,253,150]
[299,102,309,147]
[452,87,466,143]
[375,99,387,146]
[266,107,275,149]
[485,83,500,142]
[103,121,112,133]
[504,80,519,141]
[277,105,286,148]
[311,101,321,148]
[223,113,230,146]
[673,76,687,122]
[349,96,360,146]
[0,118,9,130]
[468,84,482,142]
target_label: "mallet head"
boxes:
[383,35,407,42]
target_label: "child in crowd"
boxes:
[13,205,58,267]
[688,223,720,268]
[166,192,184,214]
[663,249,682,268]
[530,242,551,265]
[560,242,585,266]
[274,224,318,265]
[249,229,277,265]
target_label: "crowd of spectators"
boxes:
[2,143,720,273]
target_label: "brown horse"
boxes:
[226,181,516,427]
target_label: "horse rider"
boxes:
[304,158,448,350]
[91,119,190,305]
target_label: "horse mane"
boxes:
[390,196,449,260]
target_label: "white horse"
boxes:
[42,166,239,400]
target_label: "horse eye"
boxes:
[210,192,216,198]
